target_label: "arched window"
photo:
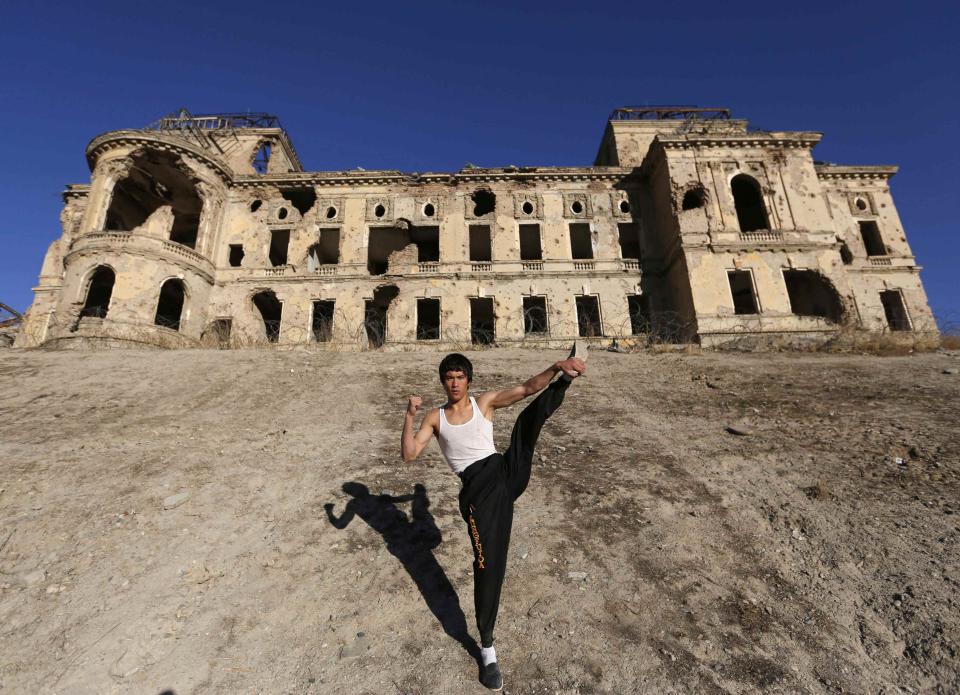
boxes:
[79,266,115,319]
[252,142,272,174]
[252,290,283,342]
[731,174,769,232]
[154,279,186,331]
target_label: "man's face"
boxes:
[442,369,469,401]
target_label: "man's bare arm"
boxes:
[401,396,438,462]
[479,357,586,412]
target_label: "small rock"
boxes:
[725,424,751,436]
[943,368,958,375]
[163,492,190,510]
[567,571,588,581]
[339,631,369,659]
[21,569,46,586]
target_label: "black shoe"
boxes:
[480,661,503,691]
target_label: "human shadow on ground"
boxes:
[324,482,480,661]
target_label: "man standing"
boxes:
[400,345,586,690]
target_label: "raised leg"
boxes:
[502,377,569,500]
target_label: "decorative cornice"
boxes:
[657,132,823,150]
[230,166,637,188]
[85,131,234,181]
[815,165,898,180]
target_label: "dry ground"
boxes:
[0,346,958,695]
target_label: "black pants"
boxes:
[457,377,570,648]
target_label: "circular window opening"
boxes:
[571,200,584,214]
[278,207,288,220]
[522,201,534,215]
[325,206,337,219]
[619,200,631,214]
[374,204,386,218]
[423,203,435,217]
[250,199,262,213]
[855,198,868,211]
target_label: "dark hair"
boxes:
[438,353,473,383]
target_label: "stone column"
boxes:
[195,180,225,259]
[81,156,134,234]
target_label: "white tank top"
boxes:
[437,396,497,474]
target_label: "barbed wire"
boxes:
[10,304,957,352]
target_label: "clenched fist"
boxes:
[407,395,423,416]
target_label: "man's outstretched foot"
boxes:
[480,661,503,691]
[560,340,588,381]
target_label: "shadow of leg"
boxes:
[325,481,480,662]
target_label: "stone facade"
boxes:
[15,107,935,350]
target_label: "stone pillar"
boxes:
[81,156,134,234]
[195,180,225,259]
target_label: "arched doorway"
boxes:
[154,279,186,331]
[252,290,283,342]
[79,266,115,319]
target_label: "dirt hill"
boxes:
[0,347,958,694]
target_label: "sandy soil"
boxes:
[0,346,958,695]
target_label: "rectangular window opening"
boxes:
[523,296,548,335]
[569,223,593,260]
[627,294,650,335]
[416,298,441,340]
[412,226,440,263]
[311,300,336,342]
[880,290,911,331]
[728,270,759,315]
[269,229,290,267]
[859,221,886,257]
[519,224,542,261]
[318,229,340,264]
[469,225,492,262]
[575,295,603,337]
[470,297,495,345]
[617,223,641,260]
[228,244,244,267]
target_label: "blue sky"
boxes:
[1,1,957,324]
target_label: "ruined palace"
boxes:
[15,107,934,349]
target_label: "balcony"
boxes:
[573,261,595,271]
[521,261,544,271]
[66,231,214,281]
[738,231,783,242]
[417,262,440,273]
[471,262,492,272]
[869,256,893,267]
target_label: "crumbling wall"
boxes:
[14,110,936,351]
